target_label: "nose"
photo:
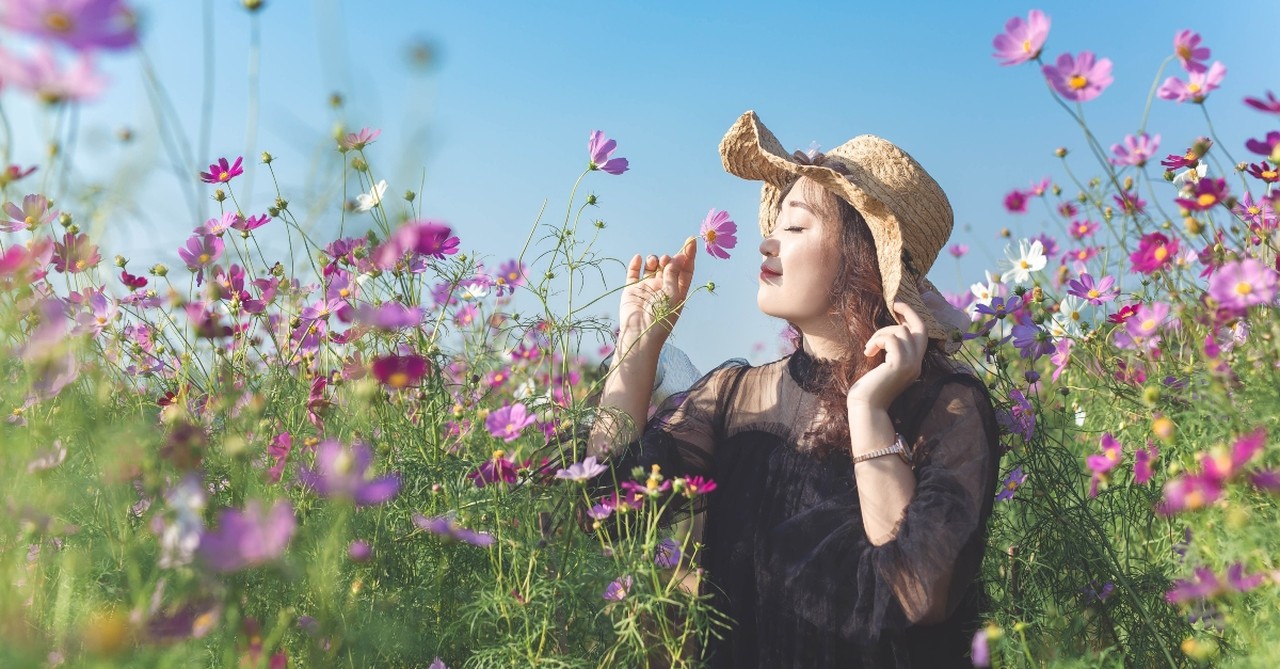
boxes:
[759,236,779,257]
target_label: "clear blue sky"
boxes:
[4,0,1276,372]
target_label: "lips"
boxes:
[760,262,782,277]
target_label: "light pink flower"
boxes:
[1208,258,1278,310]
[1158,61,1226,103]
[1042,51,1113,102]
[991,10,1051,66]
[699,209,737,259]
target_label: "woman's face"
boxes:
[757,178,843,328]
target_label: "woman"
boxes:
[589,111,1000,667]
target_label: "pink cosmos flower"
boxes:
[1050,337,1071,382]
[1134,442,1158,485]
[1066,273,1118,305]
[1068,219,1099,240]
[1042,51,1113,102]
[177,234,222,283]
[0,45,106,103]
[1109,133,1160,167]
[680,475,718,497]
[1245,161,1278,184]
[1244,90,1280,114]
[700,208,737,259]
[1,0,138,51]
[991,10,1050,66]
[1202,427,1266,483]
[297,440,400,507]
[230,212,271,233]
[413,513,495,547]
[197,500,296,573]
[1087,433,1123,498]
[1063,246,1099,266]
[1174,177,1227,212]
[1126,301,1170,340]
[1003,189,1029,213]
[1112,190,1146,215]
[2,193,58,232]
[1172,30,1211,72]
[1157,61,1226,103]
[372,220,458,270]
[358,302,425,330]
[1166,564,1266,604]
[485,403,537,443]
[52,231,100,274]
[468,451,519,487]
[948,244,968,258]
[1245,131,1280,163]
[194,211,239,236]
[587,130,628,175]
[371,353,429,389]
[1129,232,1179,274]
[995,466,1027,502]
[340,127,381,151]
[555,456,608,482]
[198,156,244,185]
[1208,259,1278,310]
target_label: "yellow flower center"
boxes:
[198,253,210,264]
[75,259,87,270]
[1022,39,1032,54]
[1087,289,1100,299]
[218,171,229,181]
[387,371,409,388]
[334,451,353,474]
[492,450,506,460]
[1196,194,1217,207]
[1154,246,1168,262]
[1187,83,1201,94]
[1140,318,1157,331]
[705,230,717,244]
[339,287,350,298]
[1248,206,1261,215]
[1263,170,1277,180]
[45,11,72,32]
[1019,260,1030,269]
[24,215,35,225]
[1185,490,1204,510]
[1068,75,1088,90]
[1235,282,1253,296]
[1176,45,1191,60]
[1005,480,1018,491]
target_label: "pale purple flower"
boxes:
[1066,273,1119,305]
[1011,323,1053,360]
[0,45,105,103]
[700,208,737,259]
[0,0,138,51]
[555,456,607,482]
[428,659,449,669]
[194,211,239,236]
[177,234,223,285]
[588,130,628,175]
[27,440,67,473]
[1050,337,1072,382]
[358,301,425,329]
[2,193,58,232]
[1109,133,1160,167]
[348,540,372,562]
[197,500,296,573]
[1126,302,1171,340]
[991,10,1050,66]
[1087,433,1123,498]
[971,627,991,667]
[602,575,633,601]
[1173,29,1211,72]
[996,466,1026,502]
[1042,51,1114,102]
[654,538,681,569]
[413,513,495,547]
[485,403,537,443]
[1158,61,1226,104]
[1208,258,1278,310]
[297,440,400,507]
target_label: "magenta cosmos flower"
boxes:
[1208,258,1278,311]
[1245,131,1280,163]
[1172,29,1211,72]
[1134,442,1158,485]
[52,231,100,273]
[197,500,296,573]
[991,10,1050,66]
[587,130,628,175]
[413,513,495,547]
[700,208,737,259]
[1109,133,1160,167]
[1086,433,1123,498]
[1042,51,1113,102]
[1,0,138,51]
[468,450,519,487]
[1244,90,1280,114]
[1129,232,1179,274]
[371,353,429,389]
[1158,61,1226,104]
[485,403,537,442]
[198,156,244,185]
[297,440,400,507]
[1174,177,1227,211]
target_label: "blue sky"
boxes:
[3,0,1277,372]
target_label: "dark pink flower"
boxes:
[1,0,138,51]
[1110,133,1160,167]
[1003,189,1029,213]
[681,475,717,497]
[948,244,968,258]
[52,231,100,273]
[197,500,296,573]
[119,269,147,289]
[1245,161,1278,184]
[1158,61,1226,103]
[266,432,292,484]
[1174,177,1227,211]
[371,353,429,389]
[588,130,628,175]
[297,440,400,507]
[1134,442,1158,485]
[230,212,271,233]
[413,513,495,547]
[1203,427,1266,483]
[700,208,737,259]
[1245,131,1280,163]
[1112,190,1146,215]
[198,156,244,185]
[1172,30,1211,72]
[340,127,381,151]
[1129,232,1179,274]
[372,219,457,269]
[1068,219,1099,240]
[1208,259,1278,310]
[0,45,106,103]
[1244,90,1280,114]
[485,403,537,442]
[991,10,1050,66]
[1042,51,1113,102]
[1087,433,1123,498]
[468,451,518,487]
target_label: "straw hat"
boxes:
[719,110,960,353]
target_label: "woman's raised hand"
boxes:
[846,301,929,411]
[616,236,698,358]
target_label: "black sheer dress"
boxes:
[596,347,1001,668]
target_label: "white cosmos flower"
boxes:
[1001,239,1047,285]
[1172,163,1207,190]
[1055,294,1086,336]
[355,179,388,213]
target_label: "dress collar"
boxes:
[786,344,841,395]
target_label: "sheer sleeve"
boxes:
[590,359,749,517]
[765,374,1000,643]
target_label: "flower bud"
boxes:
[268,206,280,217]
[999,228,1011,238]
[1163,170,1175,182]
[1054,147,1068,158]
[214,189,226,202]
[67,223,80,234]
[242,0,265,10]
[585,193,598,205]
[114,255,128,268]
[275,197,288,210]
[1123,176,1133,191]
[351,157,368,172]
[151,263,169,277]
[261,151,274,164]
[1051,184,1062,196]
[1184,217,1203,235]
[58,212,72,227]
[329,92,343,108]
[403,190,416,202]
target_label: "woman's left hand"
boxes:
[846,301,928,411]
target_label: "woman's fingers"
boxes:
[626,254,643,282]
[893,301,929,349]
[675,236,697,296]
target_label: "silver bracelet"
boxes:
[852,432,912,467]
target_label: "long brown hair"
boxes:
[780,178,950,457]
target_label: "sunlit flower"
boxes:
[197,500,295,573]
[1208,258,1278,310]
[297,440,400,507]
[1067,273,1118,305]
[340,127,381,151]
[1000,239,1046,285]
[194,211,239,236]
[2,193,58,232]
[0,45,106,103]
[555,456,607,482]
[1244,161,1277,184]
[1050,337,1072,382]
[413,513,495,547]
[1129,232,1179,274]
[52,231,101,274]
[198,156,244,185]
[700,208,737,259]
[996,466,1027,502]
[1159,60,1226,103]
[1042,51,1113,102]
[991,9,1050,66]
[1172,30,1211,72]
[354,179,388,213]
[588,130,628,175]
[1,0,138,51]
[1109,133,1160,167]
[230,212,271,232]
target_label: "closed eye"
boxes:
[784,226,805,233]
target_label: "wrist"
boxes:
[614,329,663,363]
